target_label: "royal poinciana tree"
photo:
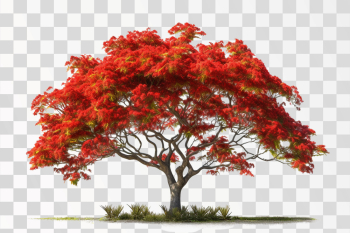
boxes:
[28,23,329,214]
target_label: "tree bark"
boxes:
[169,183,183,215]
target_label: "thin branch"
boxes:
[148,129,172,143]
[200,162,233,170]
[165,102,191,128]
[185,124,225,157]
[142,131,158,160]
[113,148,161,170]
[125,130,143,151]
[188,137,199,152]
[256,151,294,167]
[184,133,192,150]
[144,131,168,160]
[164,139,175,168]
[245,143,267,160]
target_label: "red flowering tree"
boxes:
[27,23,329,214]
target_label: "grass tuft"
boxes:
[100,204,114,219]
[111,205,124,219]
[31,204,317,223]
[218,205,232,220]
[30,216,94,221]
[190,205,211,221]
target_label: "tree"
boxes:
[27,22,329,215]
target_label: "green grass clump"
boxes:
[99,203,315,223]
[143,213,167,222]
[31,216,94,221]
[218,205,232,220]
[100,204,113,219]
[100,204,124,220]
[112,205,124,219]
[128,203,152,220]
[166,206,191,221]
[30,204,317,223]
[190,205,211,221]
[207,206,221,220]
[118,212,132,220]
[159,204,170,219]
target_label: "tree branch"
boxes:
[112,147,161,170]
[143,131,169,160]
[244,143,266,160]
[165,102,190,128]
[148,129,172,143]
[171,139,194,186]
[120,129,154,161]
[122,129,142,151]
[186,124,225,157]
[170,124,226,186]
[142,131,158,160]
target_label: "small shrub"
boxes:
[207,206,221,220]
[140,204,152,218]
[190,205,210,221]
[102,203,236,222]
[128,203,145,220]
[179,205,191,221]
[118,212,132,220]
[144,213,167,222]
[111,205,124,219]
[171,207,182,221]
[143,214,157,222]
[218,205,232,220]
[160,205,171,219]
[162,205,193,222]
[100,204,114,219]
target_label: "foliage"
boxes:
[143,213,167,222]
[118,212,132,220]
[179,205,191,220]
[170,207,182,221]
[141,205,153,217]
[97,203,316,223]
[207,206,221,220]
[190,205,211,221]
[160,204,170,219]
[169,206,192,221]
[27,21,329,208]
[111,205,124,218]
[158,204,230,222]
[127,203,146,220]
[33,214,316,223]
[218,205,232,220]
[100,204,114,219]
[31,216,94,221]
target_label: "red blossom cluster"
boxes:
[27,22,329,186]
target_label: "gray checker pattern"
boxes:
[0,0,349,232]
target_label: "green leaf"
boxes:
[156,64,166,73]
[274,140,281,149]
[185,131,192,138]
[269,149,277,158]
[125,56,133,62]
[70,179,79,186]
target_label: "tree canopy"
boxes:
[27,22,329,187]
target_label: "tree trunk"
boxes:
[169,184,183,215]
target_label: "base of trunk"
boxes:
[169,186,182,215]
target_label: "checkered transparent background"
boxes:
[0,0,349,232]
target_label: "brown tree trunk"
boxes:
[169,184,182,215]
[161,163,187,216]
